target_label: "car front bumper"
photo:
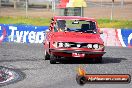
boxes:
[49,48,106,58]
[50,49,106,54]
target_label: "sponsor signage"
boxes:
[0,24,132,47]
[76,67,131,85]
[0,24,48,43]
[117,29,132,47]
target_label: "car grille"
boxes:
[67,42,88,48]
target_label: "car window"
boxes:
[54,20,97,33]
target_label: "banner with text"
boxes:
[0,24,48,43]
[0,24,132,47]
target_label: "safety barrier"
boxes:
[0,24,132,47]
[0,24,48,43]
[100,28,132,47]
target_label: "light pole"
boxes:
[25,0,28,17]
[52,0,56,16]
[110,0,114,20]
[101,0,103,7]
[52,0,54,11]
[121,0,124,7]
[0,0,1,7]
[14,0,17,9]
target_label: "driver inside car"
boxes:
[56,20,69,32]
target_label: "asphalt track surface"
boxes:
[0,43,132,88]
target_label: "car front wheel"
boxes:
[44,50,50,60]
[50,54,57,64]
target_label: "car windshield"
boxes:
[54,19,97,33]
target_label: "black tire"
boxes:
[50,54,57,64]
[44,50,50,60]
[94,57,102,63]
[76,75,87,85]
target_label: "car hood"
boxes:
[52,32,104,44]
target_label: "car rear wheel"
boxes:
[44,50,50,60]
[50,54,57,64]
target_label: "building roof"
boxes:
[57,0,87,8]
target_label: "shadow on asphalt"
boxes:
[55,57,127,64]
[0,58,43,63]
[0,57,127,64]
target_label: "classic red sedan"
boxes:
[43,16,106,64]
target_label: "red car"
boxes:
[43,16,106,64]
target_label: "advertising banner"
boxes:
[0,24,48,43]
[117,29,132,47]
[0,24,132,47]
[100,28,132,47]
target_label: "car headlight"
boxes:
[58,42,63,47]
[99,44,105,50]
[53,42,58,48]
[64,43,70,47]
[93,44,99,49]
[87,44,92,48]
